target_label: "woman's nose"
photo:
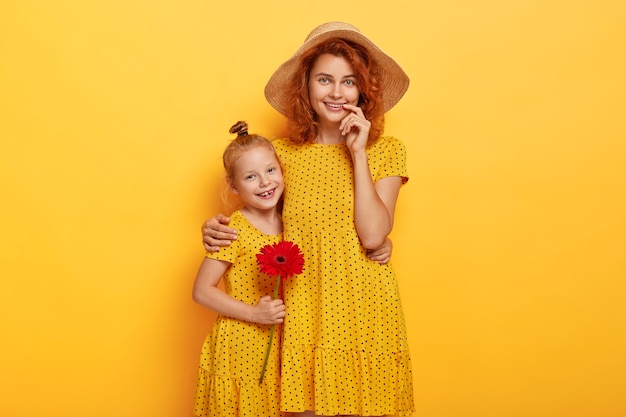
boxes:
[329,83,342,99]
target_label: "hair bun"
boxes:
[229,121,249,137]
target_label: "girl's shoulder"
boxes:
[228,210,251,228]
[230,210,283,238]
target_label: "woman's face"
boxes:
[307,53,360,125]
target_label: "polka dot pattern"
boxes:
[194,210,288,417]
[273,137,415,416]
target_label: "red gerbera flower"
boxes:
[256,241,304,279]
[256,240,304,383]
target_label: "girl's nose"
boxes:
[259,175,270,187]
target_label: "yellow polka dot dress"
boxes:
[194,210,288,417]
[273,137,415,416]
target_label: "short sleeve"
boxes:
[203,213,245,264]
[370,136,409,184]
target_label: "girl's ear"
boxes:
[227,178,239,195]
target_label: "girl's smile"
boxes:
[257,188,277,199]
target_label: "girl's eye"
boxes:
[245,175,255,180]
[344,79,355,86]
[268,167,276,173]
[319,77,329,84]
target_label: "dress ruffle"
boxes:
[280,344,414,416]
[195,366,287,417]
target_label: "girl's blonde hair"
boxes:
[220,121,283,212]
[223,121,279,180]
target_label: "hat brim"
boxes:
[264,24,409,116]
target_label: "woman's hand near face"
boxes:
[341,104,370,154]
[343,104,401,250]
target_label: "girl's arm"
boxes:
[192,257,285,325]
[367,236,393,264]
[342,104,402,249]
[201,214,239,252]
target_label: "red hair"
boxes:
[283,38,385,145]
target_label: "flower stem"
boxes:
[259,275,281,384]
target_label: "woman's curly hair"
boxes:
[283,38,385,146]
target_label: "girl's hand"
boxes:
[341,104,370,153]
[202,214,238,252]
[367,237,393,264]
[253,295,286,324]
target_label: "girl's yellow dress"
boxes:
[194,210,287,417]
[273,137,415,416]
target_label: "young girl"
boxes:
[203,22,414,417]
[192,121,288,417]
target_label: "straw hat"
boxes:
[264,21,410,116]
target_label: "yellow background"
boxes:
[1,1,625,416]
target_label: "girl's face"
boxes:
[229,146,284,213]
[307,53,360,125]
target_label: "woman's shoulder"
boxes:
[271,137,292,149]
[370,135,407,153]
[271,137,306,159]
[376,135,405,146]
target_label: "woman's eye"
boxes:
[345,79,355,86]
[319,77,329,84]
